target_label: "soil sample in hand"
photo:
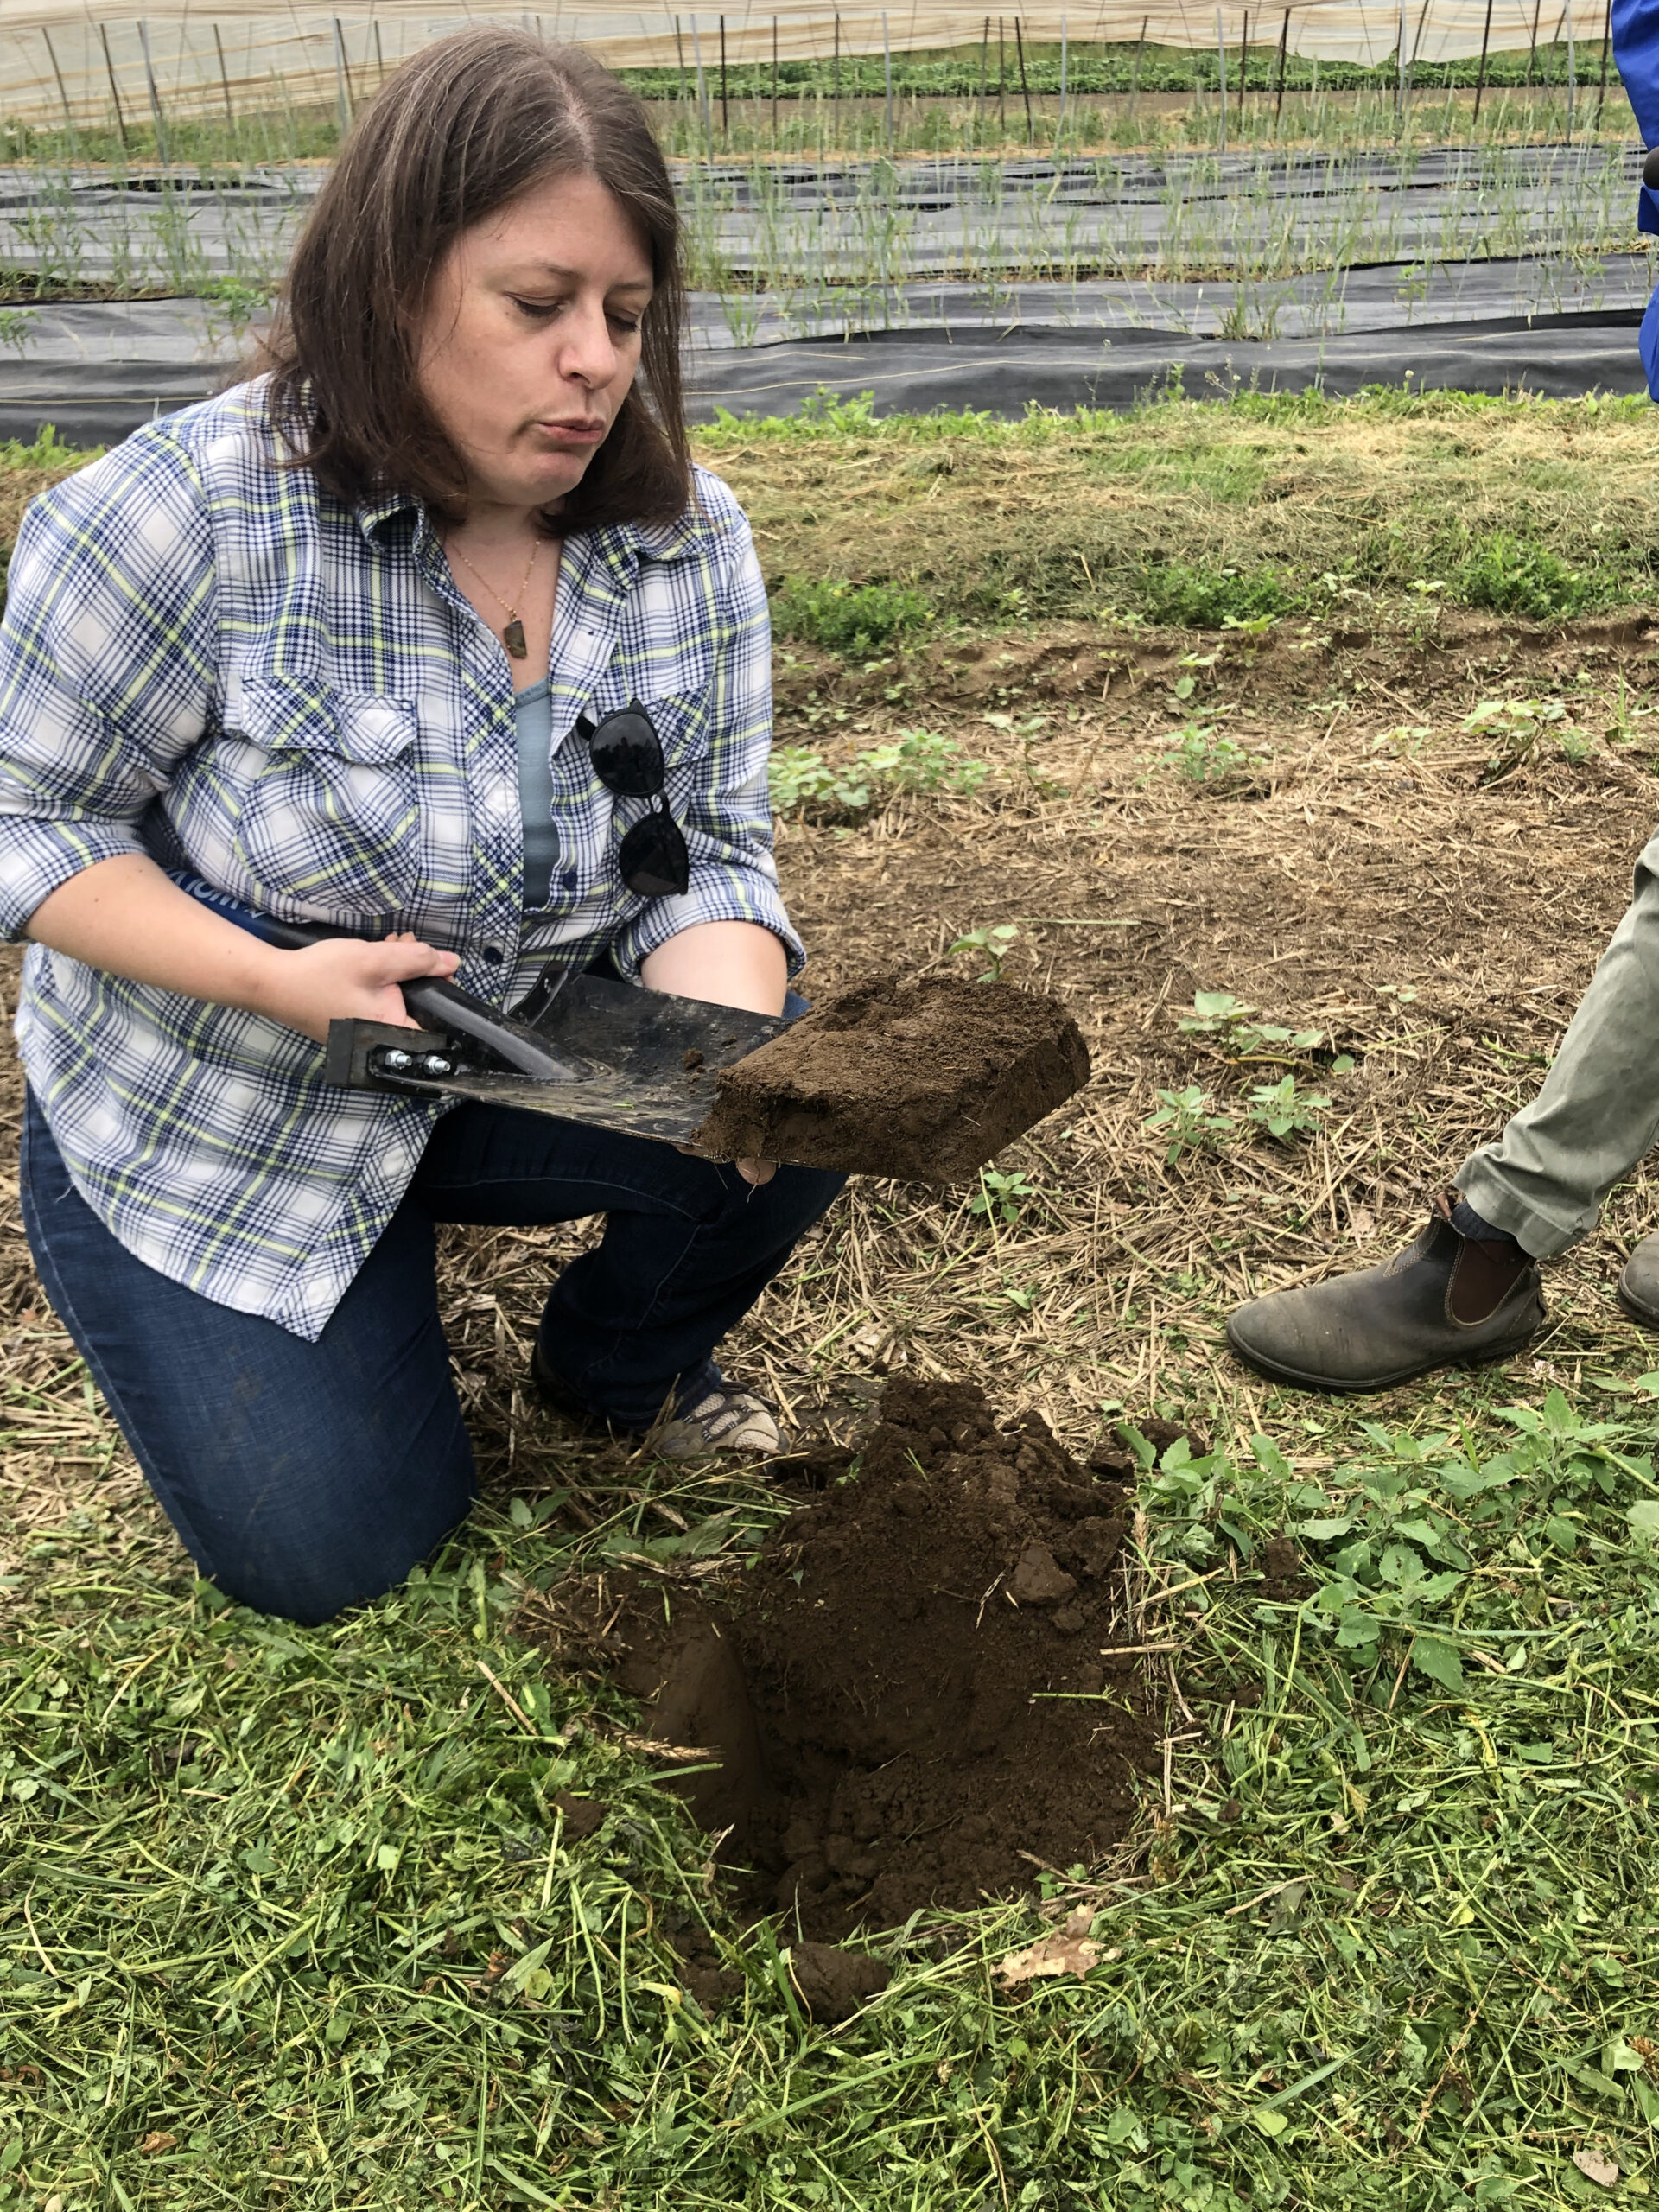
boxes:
[691,974,1090,1180]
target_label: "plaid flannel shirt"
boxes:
[0,379,799,1340]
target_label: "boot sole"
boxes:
[1223,1317,1541,1395]
[1615,1278,1659,1331]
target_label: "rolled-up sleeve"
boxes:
[0,432,217,940]
[611,498,804,981]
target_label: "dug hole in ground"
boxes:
[525,1378,1280,2018]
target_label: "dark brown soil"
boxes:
[788,1942,892,2023]
[533,1378,1160,1940]
[691,975,1090,1181]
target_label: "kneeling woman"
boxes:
[0,31,842,1625]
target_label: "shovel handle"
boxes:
[165,871,583,1084]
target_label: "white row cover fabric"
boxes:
[0,3,1623,129]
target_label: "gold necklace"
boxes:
[446,536,541,660]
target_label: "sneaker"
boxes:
[530,1342,780,1458]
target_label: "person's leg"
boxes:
[1224,830,1659,1390]
[1457,825,1659,1256]
[20,1091,475,1624]
[414,1103,845,1432]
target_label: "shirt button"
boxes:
[481,946,503,964]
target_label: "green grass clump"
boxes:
[1452,530,1599,623]
[772,575,932,657]
[1135,559,1294,629]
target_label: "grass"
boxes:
[709,385,1659,634]
[7,396,1659,2204]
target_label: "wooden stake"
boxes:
[1596,0,1612,126]
[99,22,130,151]
[772,14,779,140]
[212,25,236,140]
[1216,5,1227,156]
[1058,11,1069,141]
[1524,0,1541,88]
[1274,7,1289,124]
[998,16,1007,135]
[883,10,894,147]
[332,16,353,136]
[689,16,714,155]
[719,12,728,140]
[137,21,169,165]
[1473,0,1493,119]
[41,28,78,150]
[374,22,385,88]
[1014,16,1033,137]
[1130,12,1148,118]
[1240,10,1249,116]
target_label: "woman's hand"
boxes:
[643,921,787,1188]
[251,932,461,1044]
[25,854,461,1046]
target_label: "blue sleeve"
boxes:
[1614,0,1659,232]
[1614,0,1659,392]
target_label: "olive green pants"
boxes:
[1457,823,1659,1260]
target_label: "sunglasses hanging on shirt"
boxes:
[574,701,690,900]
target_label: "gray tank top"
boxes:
[514,675,559,910]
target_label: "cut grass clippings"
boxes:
[5,396,1659,2205]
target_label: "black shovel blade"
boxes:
[351,972,788,1147]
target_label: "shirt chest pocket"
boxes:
[228,678,423,919]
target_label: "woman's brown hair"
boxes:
[263,28,690,534]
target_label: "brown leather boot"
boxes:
[1224,1193,1543,1393]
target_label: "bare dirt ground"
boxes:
[4,605,1658,1591]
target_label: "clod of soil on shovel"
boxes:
[530,1379,1163,1945]
[690,974,1090,1181]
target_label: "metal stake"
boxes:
[883,10,894,148]
[1274,7,1289,126]
[1014,16,1033,137]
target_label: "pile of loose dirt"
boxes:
[534,1378,1160,1941]
[691,975,1090,1180]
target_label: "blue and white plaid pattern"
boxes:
[0,379,799,1340]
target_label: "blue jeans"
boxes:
[21,1090,843,1625]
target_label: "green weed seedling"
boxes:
[947,921,1020,982]
[1179,990,1332,1064]
[1245,1074,1332,1141]
[0,308,36,359]
[771,729,988,820]
[1143,1084,1238,1166]
[768,745,872,818]
[1463,695,1585,778]
[1158,720,1255,786]
[969,1167,1039,1226]
[855,726,988,797]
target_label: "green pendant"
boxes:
[504,617,527,660]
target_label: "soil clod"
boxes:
[532,1378,1156,1939]
[788,1942,893,2024]
[691,974,1090,1180]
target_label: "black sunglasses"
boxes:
[574,701,690,900]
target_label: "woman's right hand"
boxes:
[26,855,463,1046]
[251,933,461,1044]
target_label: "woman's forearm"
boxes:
[640,920,788,1017]
[25,854,459,1043]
